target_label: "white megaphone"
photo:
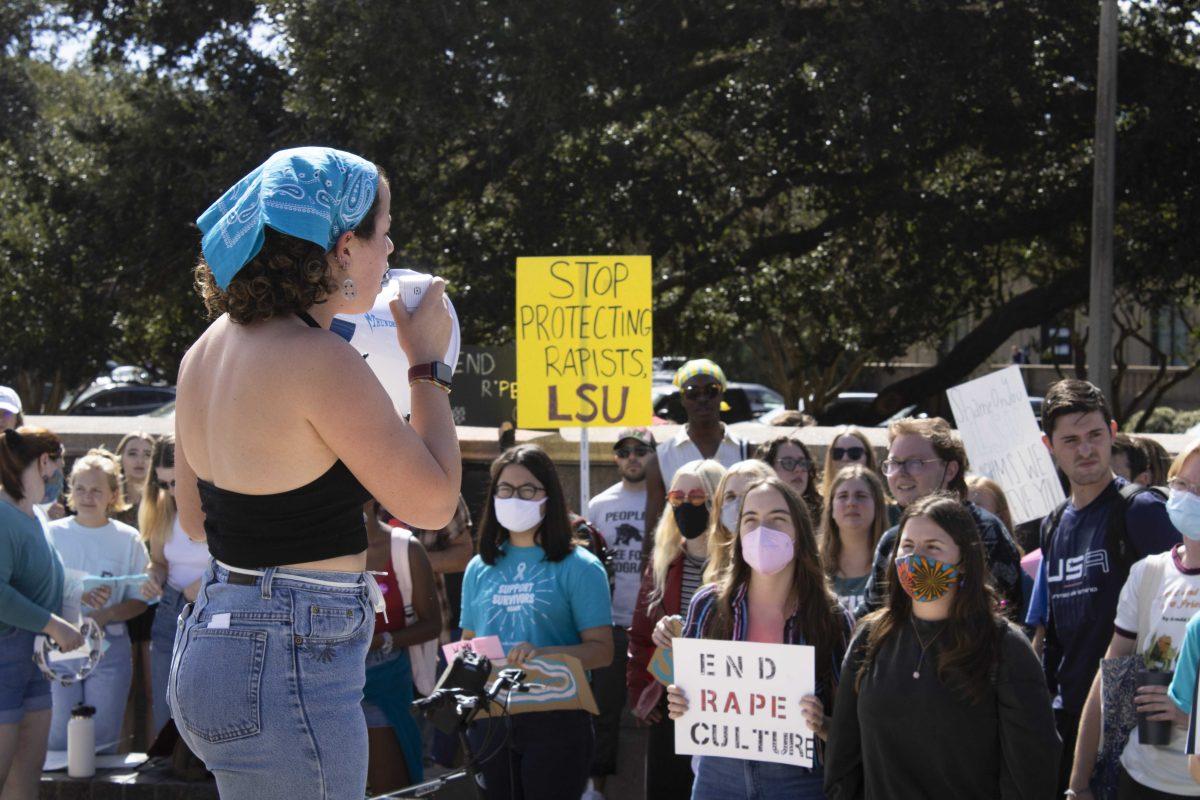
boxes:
[332,269,461,417]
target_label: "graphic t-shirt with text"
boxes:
[588,482,647,628]
[459,542,612,651]
[1114,546,1200,796]
[1043,478,1178,713]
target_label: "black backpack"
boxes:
[1039,483,1168,576]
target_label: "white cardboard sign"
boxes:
[947,365,1065,525]
[672,638,816,768]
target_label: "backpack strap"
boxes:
[390,528,415,619]
[1107,484,1167,577]
[1040,499,1071,557]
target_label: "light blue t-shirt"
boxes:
[1025,559,1049,627]
[459,543,612,651]
[1168,611,1200,714]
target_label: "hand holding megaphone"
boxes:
[332,269,461,417]
[390,276,453,366]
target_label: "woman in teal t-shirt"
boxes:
[0,427,82,797]
[460,444,613,800]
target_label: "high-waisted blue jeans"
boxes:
[168,563,374,799]
[150,585,185,739]
[48,628,132,753]
[691,756,825,800]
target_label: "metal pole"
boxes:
[580,427,590,513]
[1087,0,1117,401]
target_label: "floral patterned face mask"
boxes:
[895,553,960,603]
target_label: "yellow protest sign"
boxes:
[516,256,652,428]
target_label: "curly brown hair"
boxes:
[195,172,387,324]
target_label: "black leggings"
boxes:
[1118,766,1195,800]
[469,709,594,800]
[646,711,694,800]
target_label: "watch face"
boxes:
[432,361,454,384]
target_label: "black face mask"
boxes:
[673,504,710,540]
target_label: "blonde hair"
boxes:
[818,464,886,579]
[966,474,1015,535]
[138,435,176,551]
[67,448,130,515]
[649,459,726,607]
[703,459,774,583]
[115,431,154,499]
[1168,441,1200,483]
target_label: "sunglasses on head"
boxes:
[831,446,866,462]
[667,489,708,507]
[682,384,722,401]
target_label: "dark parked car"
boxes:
[65,383,176,416]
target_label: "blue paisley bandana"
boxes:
[197,146,379,289]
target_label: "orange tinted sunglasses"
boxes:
[667,489,708,508]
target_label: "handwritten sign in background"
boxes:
[515,256,652,428]
[673,638,816,768]
[947,365,1066,525]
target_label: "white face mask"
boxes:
[494,496,546,533]
[720,501,740,533]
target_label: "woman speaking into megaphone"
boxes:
[170,148,462,800]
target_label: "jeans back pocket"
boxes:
[174,628,266,743]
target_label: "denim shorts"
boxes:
[168,563,374,799]
[0,626,51,725]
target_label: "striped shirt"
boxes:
[679,552,707,618]
[682,581,855,714]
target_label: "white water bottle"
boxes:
[67,704,96,778]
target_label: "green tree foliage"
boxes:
[2,1,1198,419]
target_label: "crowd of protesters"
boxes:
[6,363,1200,800]
[6,144,1200,800]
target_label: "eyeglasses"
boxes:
[777,457,810,472]
[158,478,176,490]
[682,384,721,401]
[495,483,546,500]
[1169,478,1200,496]
[881,457,943,477]
[831,446,866,462]
[668,489,708,507]
[615,446,652,459]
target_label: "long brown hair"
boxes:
[855,493,1003,704]
[755,435,823,519]
[819,426,878,500]
[701,476,845,695]
[818,465,886,580]
[0,427,62,502]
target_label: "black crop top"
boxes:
[197,310,371,568]
[198,459,371,568]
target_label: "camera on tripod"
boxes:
[412,650,531,734]
[371,650,538,799]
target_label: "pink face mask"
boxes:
[741,525,795,575]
